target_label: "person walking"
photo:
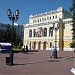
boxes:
[50,45,57,58]
[21,45,25,54]
[26,45,28,54]
[0,44,1,49]
[51,45,54,58]
[0,44,2,53]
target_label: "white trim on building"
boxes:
[24,7,73,51]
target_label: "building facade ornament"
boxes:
[24,7,73,51]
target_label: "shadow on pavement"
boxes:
[13,63,26,66]
[48,60,60,62]
[57,57,63,59]
[13,49,39,53]
[13,59,60,66]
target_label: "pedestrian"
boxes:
[26,45,28,54]
[51,45,54,58]
[0,44,2,53]
[0,44,1,49]
[21,45,25,54]
[50,45,57,58]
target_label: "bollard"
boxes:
[9,52,14,66]
[53,50,57,59]
[6,57,10,65]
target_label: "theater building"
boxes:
[24,7,73,51]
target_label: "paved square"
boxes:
[0,50,75,75]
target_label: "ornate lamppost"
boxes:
[53,25,58,59]
[54,18,63,58]
[54,20,60,59]
[7,9,19,66]
[8,9,19,48]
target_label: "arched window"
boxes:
[30,42,31,49]
[56,15,57,18]
[47,17,49,20]
[44,27,47,36]
[50,17,51,19]
[33,29,36,37]
[49,27,53,36]
[53,16,54,19]
[29,29,32,37]
[40,19,41,22]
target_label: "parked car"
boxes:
[0,43,12,53]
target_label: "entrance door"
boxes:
[38,41,41,50]
[43,42,46,50]
[34,41,36,49]
[30,42,31,49]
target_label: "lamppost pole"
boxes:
[55,28,58,51]
[54,27,58,59]
[54,21,59,59]
[7,9,19,66]
[7,9,19,50]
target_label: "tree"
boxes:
[9,25,22,47]
[70,0,75,49]
[0,24,22,48]
[5,24,12,42]
[0,30,6,42]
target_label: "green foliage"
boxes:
[0,24,23,48]
[70,42,75,48]
[70,0,75,48]
[14,45,21,49]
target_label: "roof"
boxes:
[0,43,11,46]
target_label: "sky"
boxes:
[0,0,72,25]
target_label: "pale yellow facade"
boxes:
[24,7,73,51]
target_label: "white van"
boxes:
[0,43,12,53]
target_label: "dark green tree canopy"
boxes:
[70,0,75,48]
[0,24,22,48]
